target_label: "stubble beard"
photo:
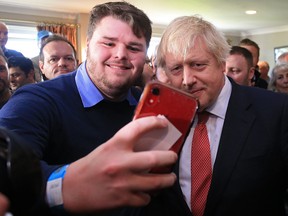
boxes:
[0,79,8,95]
[86,57,139,100]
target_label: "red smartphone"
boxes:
[133,81,198,155]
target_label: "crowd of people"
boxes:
[0,1,288,216]
[0,21,79,108]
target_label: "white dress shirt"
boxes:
[179,75,232,210]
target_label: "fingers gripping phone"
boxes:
[133,81,198,155]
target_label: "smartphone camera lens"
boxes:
[151,87,160,96]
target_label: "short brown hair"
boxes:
[39,34,77,61]
[87,1,152,48]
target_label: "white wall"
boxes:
[248,31,288,72]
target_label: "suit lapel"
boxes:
[205,84,256,214]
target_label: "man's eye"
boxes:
[128,46,140,52]
[49,58,57,63]
[104,42,114,47]
[191,63,206,70]
[232,69,241,73]
[10,73,21,78]
[172,66,181,71]
[168,66,182,75]
[0,66,7,72]
[66,57,75,61]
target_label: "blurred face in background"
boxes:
[0,56,9,93]
[274,69,288,94]
[39,41,77,80]
[225,54,254,86]
[9,66,34,91]
[240,45,259,67]
[0,22,8,49]
[143,62,155,84]
[257,61,270,79]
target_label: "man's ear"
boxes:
[221,62,226,73]
[85,37,89,57]
[39,61,44,73]
[28,69,35,80]
[249,67,255,80]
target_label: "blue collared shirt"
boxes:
[75,61,138,108]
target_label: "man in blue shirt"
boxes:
[0,21,24,59]
[0,2,177,216]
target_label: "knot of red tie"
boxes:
[197,111,209,124]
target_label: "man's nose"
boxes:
[57,58,68,66]
[114,45,128,59]
[182,68,196,86]
[0,32,5,39]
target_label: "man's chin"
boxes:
[53,71,69,78]
[0,81,7,92]
[58,70,70,74]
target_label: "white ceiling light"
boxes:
[245,10,257,15]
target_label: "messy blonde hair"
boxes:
[157,15,230,68]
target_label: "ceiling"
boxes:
[0,0,288,36]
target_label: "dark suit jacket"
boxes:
[128,80,288,216]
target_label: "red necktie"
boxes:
[191,112,212,216]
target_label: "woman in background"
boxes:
[269,63,288,94]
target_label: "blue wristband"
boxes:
[46,165,69,207]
